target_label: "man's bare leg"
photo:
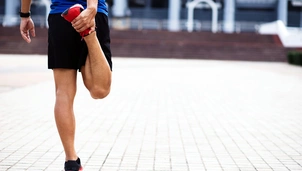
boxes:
[53,69,78,161]
[81,31,112,99]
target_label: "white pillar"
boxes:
[168,0,181,32]
[223,0,235,33]
[112,0,128,17]
[111,0,130,30]
[278,0,288,26]
[3,0,20,27]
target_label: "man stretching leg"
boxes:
[20,0,112,170]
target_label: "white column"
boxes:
[278,0,288,26]
[3,0,20,27]
[111,0,130,30]
[168,0,181,32]
[112,0,128,17]
[223,0,235,33]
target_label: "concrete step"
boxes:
[0,26,290,62]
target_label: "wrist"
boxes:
[87,1,98,12]
[87,6,97,12]
[20,11,31,18]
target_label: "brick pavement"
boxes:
[1,55,302,171]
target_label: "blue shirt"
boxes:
[50,0,108,16]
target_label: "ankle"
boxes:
[83,31,96,41]
[65,155,79,161]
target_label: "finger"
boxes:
[75,19,94,32]
[78,23,92,32]
[72,18,84,30]
[71,18,78,25]
[72,23,81,32]
[71,14,82,25]
[21,31,31,43]
[73,22,87,33]
[30,28,36,38]
[71,22,80,31]
[76,25,87,33]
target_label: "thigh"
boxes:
[76,13,113,71]
[48,14,85,70]
[95,13,113,70]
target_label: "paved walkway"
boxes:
[1,55,302,171]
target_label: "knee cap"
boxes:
[90,88,110,99]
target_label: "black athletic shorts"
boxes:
[48,12,112,71]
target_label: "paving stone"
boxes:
[1,55,302,170]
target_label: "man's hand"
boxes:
[71,7,96,33]
[20,17,36,43]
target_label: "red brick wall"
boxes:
[0,26,290,62]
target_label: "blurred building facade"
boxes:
[1,0,301,33]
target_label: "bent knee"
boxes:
[90,87,111,99]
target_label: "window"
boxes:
[152,0,168,8]
[236,0,277,9]
[129,0,147,7]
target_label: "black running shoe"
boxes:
[64,158,83,171]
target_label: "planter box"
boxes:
[288,51,302,66]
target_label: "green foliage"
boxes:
[287,51,302,66]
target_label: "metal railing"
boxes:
[0,13,265,33]
[110,17,263,33]
[236,0,277,8]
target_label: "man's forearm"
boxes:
[87,0,98,11]
[21,0,32,13]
